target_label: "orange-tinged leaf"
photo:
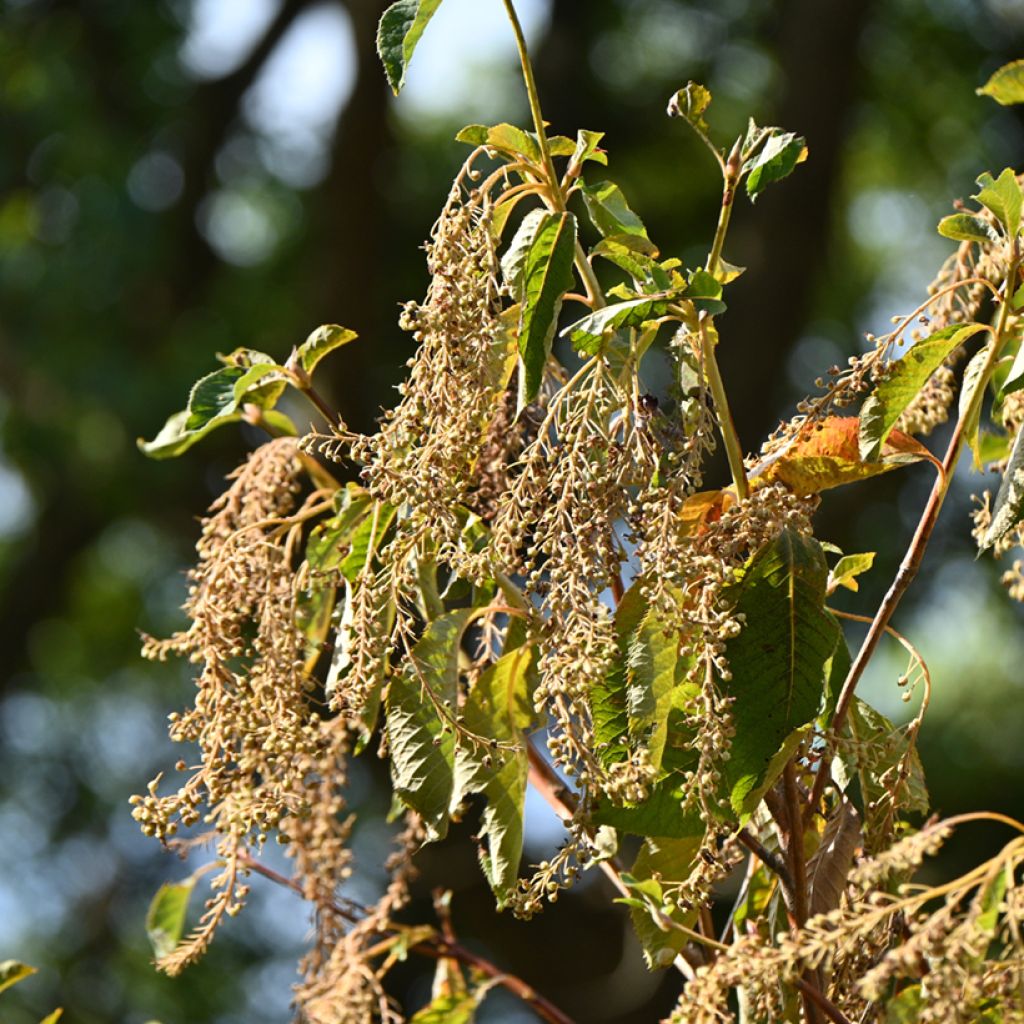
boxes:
[751,417,941,495]
[678,489,736,535]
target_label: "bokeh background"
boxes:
[2,1,1024,1021]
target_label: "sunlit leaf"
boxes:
[959,346,990,469]
[828,551,876,593]
[590,235,668,291]
[974,168,1022,238]
[859,321,990,461]
[387,609,475,841]
[980,423,1024,551]
[745,129,808,202]
[977,59,1024,106]
[807,796,862,916]
[721,530,841,816]
[453,646,535,904]
[410,994,477,1023]
[755,416,937,495]
[146,878,196,960]
[625,837,700,969]
[38,1011,64,1024]
[500,209,546,291]
[0,961,37,995]
[455,123,541,165]
[844,699,928,850]
[569,129,608,171]
[579,180,648,239]
[666,81,712,135]
[937,212,999,244]
[292,324,358,377]
[377,0,444,95]
[516,212,577,404]
[563,296,672,356]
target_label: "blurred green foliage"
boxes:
[1,1,1022,1021]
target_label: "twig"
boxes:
[794,978,853,1024]
[236,852,575,1024]
[736,827,794,893]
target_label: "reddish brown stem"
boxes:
[237,852,575,1024]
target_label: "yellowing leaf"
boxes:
[0,961,37,995]
[977,59,1024,106]
[753,417,940,495]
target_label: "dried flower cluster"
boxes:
[133,20,1024,1023]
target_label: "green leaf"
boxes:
[516,212,577,404]
[455,123,540,165]
[625,607,684,772]
[500,209,546,291]
[138,360,287,459]
[974,169,1022,238]
[563,296,672,356]
[410,994,477,1024]
[0,961,37,995]
[376,0,444,95]
[590,235,668,290]
[976,866,1008,939]
[569,129,608,171]
[292,324,358,377]
[626,837,700,969]
[387,609,475,841]
[454,646,535,904]
[858,322,989,461]
[845,699,928,850]
[959,346,991,469]
[937,213,999,245]
[980,422,1024,551]
[744,129,808,202]
[829,552,875,593]
[579,180,648,239]
[666,81,712,135]
[885,985,922,1023]
[977,59,1024,106]
[721,530,841,817]
[1001,332,1024,396]
[684,267,725,314]
[146,879,196,959]
[340,502,397,583]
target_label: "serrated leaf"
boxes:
[500,209,546,291]
[666,81,712,135]
[146,878,196,960]
[859,323,989,460]
[721,530,841,816]
[410,994,477,1023]
[376,0,444,95]
[387,609,475,841]
[978,59,1024,106]
[980,422,1024,550]
[937,212,999,244]
[517,212,577,404]
[959,346,991,469]
[453,646,534,904]
[829,552,876,593]
[807,796,862,916]
[847,699,928,850]
[974,168,1022,239]
[563,296,672,356]
[579,180,648,239]
[293,324,358,376]
[0,961,37,995]
[569,129,608,172]
[755,416,936,495]
[744,130,808,202]
[626,837,700,969]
